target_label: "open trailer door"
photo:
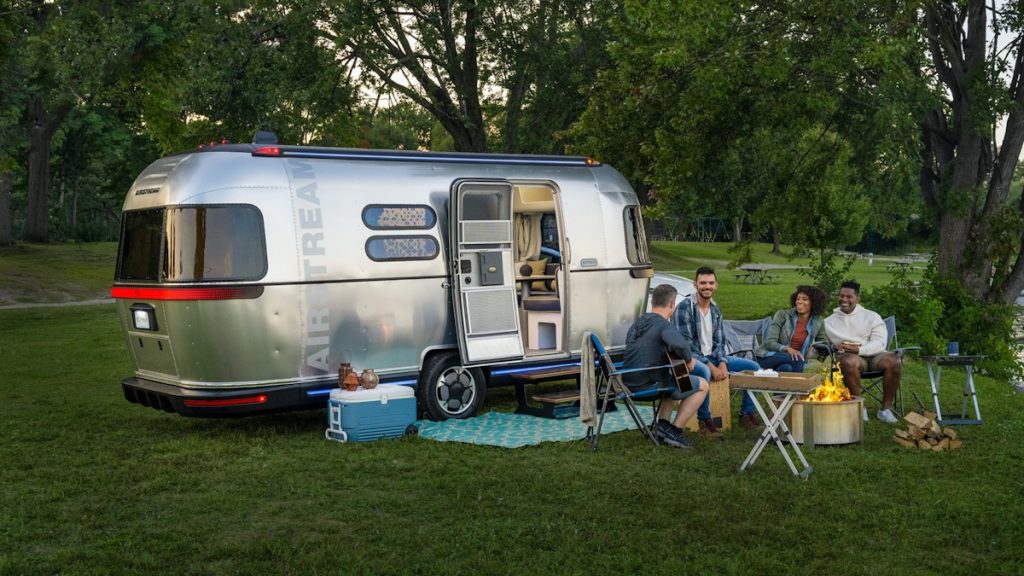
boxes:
[449,180,524,365]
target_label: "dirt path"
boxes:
[0,298,114,310]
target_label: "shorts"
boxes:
[847,351,899,372]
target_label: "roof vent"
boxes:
[252,131,278,145]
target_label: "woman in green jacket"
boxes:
[755,285,828,373]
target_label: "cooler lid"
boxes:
[329,384,416,402]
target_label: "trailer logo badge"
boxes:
[289,159,331,375]
[134,187,160,196]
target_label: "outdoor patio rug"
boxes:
[415,407,654,448]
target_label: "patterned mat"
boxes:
[415,407,654,448]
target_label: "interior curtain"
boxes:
[515,214,542,261]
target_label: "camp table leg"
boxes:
[738,390,813,479]
[927,360,944,422]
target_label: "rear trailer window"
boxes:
[116,205,267,282]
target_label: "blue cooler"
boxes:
[325,384,417,442]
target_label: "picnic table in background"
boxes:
[734,263,795,284]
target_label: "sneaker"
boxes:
[876,408,898,424]
[657,423,693,449]
[738,412,763,429]
[653,419,675,442]
[862,407,869,422]
[698,418,723,439]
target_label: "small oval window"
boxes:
[365,236,440,261]
[362,205,436,230]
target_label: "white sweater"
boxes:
[824,304,887,357]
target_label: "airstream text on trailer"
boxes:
[112,137,653,419]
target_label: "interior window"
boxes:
[623,205,650,265]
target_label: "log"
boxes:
[929,421,943,437]
[927,437,939,446]
[908,424,925,440]
[923,411,938,422]
[949,439,963,450]
[894,429,911,440]
[917,439,932,450]
[904,412,931,428]
[938,437,950,451]
[894,437,916,449]
[943,427,958,440]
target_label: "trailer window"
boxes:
[164,206,267,281]
[117,209,164,281]
[623,205,650,265]
[362,205,436,230]
[116,206,267,283]
[365,236,439,261]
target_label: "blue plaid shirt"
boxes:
[671,296,727,364]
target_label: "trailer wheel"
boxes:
[419,351,485,421]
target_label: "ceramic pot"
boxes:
[360,368,379,390]
[343,372,360,392]
[338,363,353,388]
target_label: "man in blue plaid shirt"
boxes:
[673,267,762,434]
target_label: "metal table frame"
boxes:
[924,355,984,425]
[733,386,814,479]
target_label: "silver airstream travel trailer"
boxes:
[112,137,653,419]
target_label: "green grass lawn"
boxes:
[651,241,924,319]
[2,241,1020,574]
[2,305,1023,574]
[0,242,117,306]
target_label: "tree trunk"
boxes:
[771,229,782,255]
[732,217,743,243]
[503,71,528,153]
[23,96,71,243]
[0,172,12,246]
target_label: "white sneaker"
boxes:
[876,408,898,424]
[862,407,869,422]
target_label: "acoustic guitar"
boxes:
[666,351,694,393]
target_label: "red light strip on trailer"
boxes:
[110,286,263,301]
[252,146,281,157]
[183,395,268,408]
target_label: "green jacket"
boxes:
[755,308,827,358]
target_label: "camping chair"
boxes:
[724,317,771,361]
[585,333,689,451]
[814,316,918,416]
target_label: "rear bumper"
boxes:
[121,377,333,417]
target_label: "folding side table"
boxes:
[731,374,820,479]
[924,355,984,425]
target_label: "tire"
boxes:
[418,351,486,421]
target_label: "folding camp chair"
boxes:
[585,333,689,451]
[724,317,771,360]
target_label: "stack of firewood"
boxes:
[892,411,963,451]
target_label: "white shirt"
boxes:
[824,304,888,357]
[699,306,714,356]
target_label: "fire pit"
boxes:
[783,361,864,446]
[786,396,864,446]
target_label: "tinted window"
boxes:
[115,205,267,283]
[623,205,650,265]
[164,206,267,281]
[117,209,164,281]
[362,205,436,229]
[365,236,439,261]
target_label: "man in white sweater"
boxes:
[824,280,901,423]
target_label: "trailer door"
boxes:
[450,181,524,365]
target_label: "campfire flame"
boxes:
[804,361,852,403]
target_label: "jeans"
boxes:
[757,351,806,374]
[691,355,760,420]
